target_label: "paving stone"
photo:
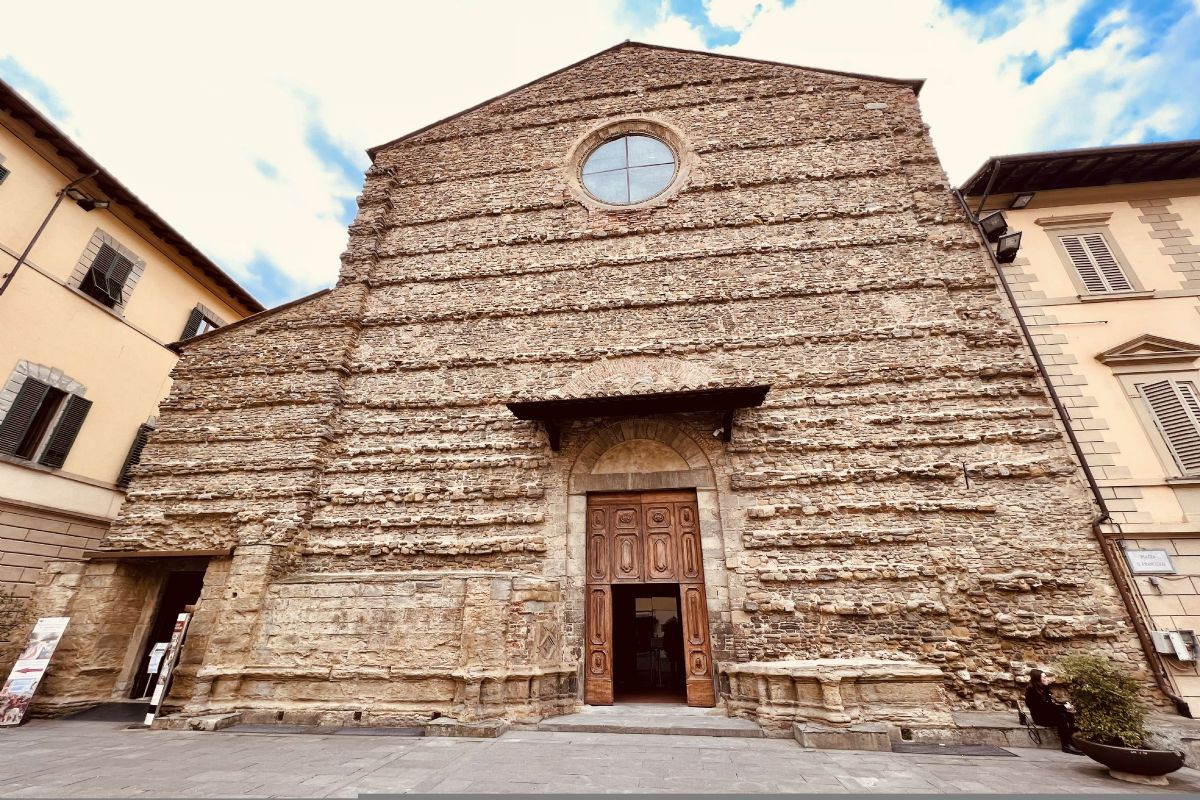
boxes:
[6,719,1200,795]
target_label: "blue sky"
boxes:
[2,0,1198,307]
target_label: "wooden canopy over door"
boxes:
[585,490,715,707]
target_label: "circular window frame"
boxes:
[565,117,692,212]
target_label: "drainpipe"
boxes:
[0,169,99,297]
[953,188,1191,717]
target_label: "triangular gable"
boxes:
[1097,334,1200,365]
[366,41,923,159]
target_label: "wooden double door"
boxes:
[585,490,715,707]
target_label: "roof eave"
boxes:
[0,78,265,313]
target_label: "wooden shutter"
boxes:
[180,308,205,340]
[116,423,154,488]
[0,165,10,185]
[109,251,134,304]
[86,245,134,305]
[1060,233,1133,293]
[1140,379,1200,474]
[37,394,92,469]
[0,378,50,455]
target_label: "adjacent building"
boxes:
[27,44,1162,735]
[0,80,262,620]
[962,141,1200,712]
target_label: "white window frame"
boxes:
[1116,367,1200,479]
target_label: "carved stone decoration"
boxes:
[720,659,953,734]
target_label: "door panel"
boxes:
[643,504,676,581]
[644,532,676,581]
[612,533,643,582]
[680,583,716,707]
[584,585,613,705]
[587,507,610,583]
[610,504,643,582]
[585,490,714,708]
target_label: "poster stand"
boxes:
[142,612,191,727]
[0,617,70,726]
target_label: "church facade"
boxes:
[27,43,1156,733]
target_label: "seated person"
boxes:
[1025,668,1083,755]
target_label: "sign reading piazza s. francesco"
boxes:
[0,617,69,726]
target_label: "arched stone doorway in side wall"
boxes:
[563,420,729,709]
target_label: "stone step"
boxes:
[537,704,762,738]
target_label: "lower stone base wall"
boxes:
[186,665,580,724]
[0,501,109,676]
[720,658,954,734]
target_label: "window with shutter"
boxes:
[1139,379,1200,475]
[1059,232,1134,294]
[0,378,53,456]
[117,423,154,488]
[80,244,135,307]
[36,394,92,469]
[180,308,205,340]
[0,164,10,185]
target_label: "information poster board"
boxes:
[143,612,191,727]
[0,616,70,726]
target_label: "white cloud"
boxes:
[715,0,1195,181]
[704,0,763,30]
[0,1,632,301]
[2,1,1195,304]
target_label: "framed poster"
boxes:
[0,617,70,726]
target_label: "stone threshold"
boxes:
[535,703,763,738]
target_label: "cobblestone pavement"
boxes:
[4,719,1200,796]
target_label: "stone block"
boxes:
[424,717,507,738]
[794,721,892,751]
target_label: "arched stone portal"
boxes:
[560,420,732,708]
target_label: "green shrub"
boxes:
[1058,655,1147,747]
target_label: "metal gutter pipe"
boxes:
[0,169,99,297]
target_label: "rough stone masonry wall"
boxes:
[54,44,1154,721]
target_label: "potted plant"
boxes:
[1059,655,1185,785]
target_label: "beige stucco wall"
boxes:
[979,177,1200,708]
[0,107,256,596]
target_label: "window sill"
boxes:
[1165,477,1200,487]
[0,450,122,492]
[1078,290,1155,303]
[68,285,127,318]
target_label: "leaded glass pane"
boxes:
[582,169,629,204]
[582,138,627,175]
[627,135,673,167]
[627,164,675,202]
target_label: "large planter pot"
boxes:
[1075,738,1185,786]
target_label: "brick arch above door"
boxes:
[568,419,715,494]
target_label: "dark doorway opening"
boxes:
[611,583,685,703]
[129,571,204,698]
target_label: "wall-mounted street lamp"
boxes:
[996,231,1023,263]
[66,187,110,211]
[0,170,106,297]
[979,210,1008,242]
[973,209,1023,264]
[1010,192,1036,209]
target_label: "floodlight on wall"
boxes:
[996,230,1023,263]
[978,210,1008,242]
[65,186,109,211]
[1010,192,1035,209]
